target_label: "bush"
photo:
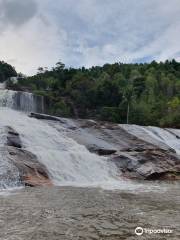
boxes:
[98,107,121,122]
[53,100,71,117]
[160,112,180,128]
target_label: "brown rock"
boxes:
[22,175,53,187]
[7,146,53,187]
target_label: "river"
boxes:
[0,183,180,240]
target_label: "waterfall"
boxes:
[0,89,44,113]
[0,89,179,190]
[0,90,14,108]
[0,108,119,188]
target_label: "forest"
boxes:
[4,60,180,128]
[0,61,17,82]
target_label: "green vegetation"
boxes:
[6,60,180,128]
[0,61,17,82]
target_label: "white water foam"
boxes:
[0,108,120,188]
[0,89,14,108]
[0,89,44,113]
[0,89,179,191]
[120,124,180,155]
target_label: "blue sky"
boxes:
[0,0,180,75]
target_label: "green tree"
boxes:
[122,84,134,124]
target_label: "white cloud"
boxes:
[0,1,68,75]
[0,0,180,75]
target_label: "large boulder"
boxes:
[111,148,180,180]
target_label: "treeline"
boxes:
[0,61,17,82]
[7,60,180,128]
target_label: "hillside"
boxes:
[6,60,180,128]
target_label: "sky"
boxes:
[0,0,180,75]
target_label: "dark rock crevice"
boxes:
[6,126,22,148]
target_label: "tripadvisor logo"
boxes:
[135,227,173,236]
[135,227,143,236]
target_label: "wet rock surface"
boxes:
[47,117,180,181]
[2,114,180,187]
[0,185,179,240]
[4,126,52,187]
[6,126,22,148]
[111,148,180,180]
[7,147,52,187]
[30,112,65,122]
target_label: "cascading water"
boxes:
[0,108,119,188]
[0,89,44,113]
[120,124,180,155]
[0,90,14,108]
[0,88,179,190]
[0,88,120,189]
